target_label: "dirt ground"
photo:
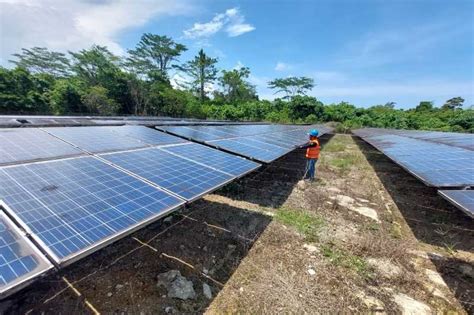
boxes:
[3,134,473,314]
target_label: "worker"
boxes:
[298,129,321,181]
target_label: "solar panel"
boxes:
[207,138,290,163]
[438,190,474,218]
[0,157,184,265]
[354,132,474,187]
[100,148,234,201]
[0,128,83,166]
[161,143,261,177]
[0,211,52,297]
[157,126,222,141]
[107,126,186,146]
[43,127,147,153]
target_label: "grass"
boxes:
[275,208,325,242]
[323,142,346,152]
[321,244,371,278]
[329,153,360,171]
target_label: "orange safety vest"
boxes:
[306,138,320,159]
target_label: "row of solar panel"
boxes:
[353,128,474,217]
[0,125,268,297]
[353,131,474,187]
[157,124,332,162]
[354,128,474,151]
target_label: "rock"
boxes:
[157,270,196,300]
[331,195,380,222]
[307,268,316,276]
[427,252,444,261]
[203,283,212,299]
[179,244,185,250]
[355,291,385,313]
[297,180,307,190]
[393,293,431,315]
[107,292,113,297]
[327,187,342,193]
[168,276,196,300]
[458,263,474,278]
[115,284,124,290]
[423,282,448,301]
[239,287,244,293]
[163,216,173,223]
[202,268,209,274]
[157,270,181,287]
[353,206,380,222]
[303,243,319,253]
[367,258,402,279]
[425,269,447,287]
[357,198,370,203]
[164,306,177,314]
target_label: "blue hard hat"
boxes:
[309,129,319,137]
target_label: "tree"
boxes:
[125,34,187,80]
[49,79,84,114]
[268,76,314,99]
[415,101,434,112]
[287,95,324,121]
[215,67,257,103]
[69,45,121,86]
[82,85,119,115]
[442,97,464,110]
[10,47,71,77]
[178,49,218,102]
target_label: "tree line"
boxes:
[0,33,472,132]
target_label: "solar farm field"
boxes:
[1,122,473,314]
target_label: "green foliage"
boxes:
[10,47,71,77]
[125,34,187,80]
[214,67,257,103]
[268,76,314,99]
[82,85,119,115]
[49,79,84,114]
[178,49,218,102]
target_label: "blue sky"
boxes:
[1,0,473,108]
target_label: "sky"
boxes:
[0,0,473,109]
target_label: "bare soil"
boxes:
[3,134,473,314]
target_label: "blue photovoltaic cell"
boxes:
[0,157,184,264]
[207,138,289,163]
[157,126,222,141]
[44,127,146,153]
[108,126,186,146]
[353,131,474,187]
[161,143,261,176]
[0,211,52,296]
[0,128,83,166]
[438,190,474,218]
[100,148,234,201]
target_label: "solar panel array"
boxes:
[353,130,474,187]
[0,128,83,166]
[354,128,474,217]
[0,211,52,297]
[0,157,185,265]
[157,124,332,162]
[438,190,474,218]
[0,124,269,296]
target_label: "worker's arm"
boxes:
[297,141,318,149]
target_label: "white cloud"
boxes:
[0,0,194,65]
[274,62,292,71]
[183,7,255,39]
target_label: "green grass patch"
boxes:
[323,142,346,152]
[328,153,363,172]
[321,244,371,278]
[275,208,324,242]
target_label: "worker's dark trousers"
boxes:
[304,158,318,180]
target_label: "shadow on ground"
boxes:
[217,134,334,208]
[5,199,272,314]
[430,255,474,314]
